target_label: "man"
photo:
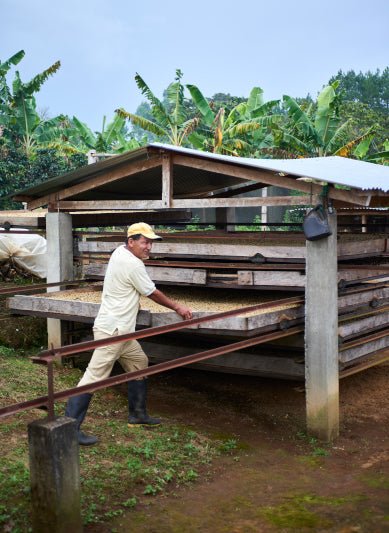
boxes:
[65,222,193,446]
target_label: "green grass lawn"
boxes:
[0,346,237,531]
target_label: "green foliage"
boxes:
[0,140,87,208]
[184,215,215,232]
[117,69,200,146]
[235,214,262,232]
[329,68,389,113]
[187,84,280,155]
[269,81,384,160]
[0,50,64,157]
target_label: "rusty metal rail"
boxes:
[0,296,305,419]
[0,279,98,296]
[0,325,303,420]
[32,296,304,363]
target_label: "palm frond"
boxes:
[325,120,351,154]
[165,70,186,126]
[278,131,315,156]
[251,100,280,118]
[72,116,96,149]
[0,50,25,77]
[334,127,375,157]
[187,84,215,126]
[23,61,61,96]
[104,114,126,147]
[115,109,167,138]
[134,73,169,127]
[283,95,320,144]
[247,87,264,113]
[177,117,200,145]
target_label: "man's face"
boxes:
[127,235,153,260]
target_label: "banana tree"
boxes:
[0,50,25,110]
[186,85,281,155]
[70,114,139,153]
[273,82,378,158]
[0,51,62,157]
[116,69,200,146]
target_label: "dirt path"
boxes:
[89,362,389,532]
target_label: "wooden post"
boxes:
[28,416,82,533]
[305,210,339,441]
[46,212,73,348]
[162,154,173,208]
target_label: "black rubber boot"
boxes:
[65,393,98,446]
[128,380,161,426]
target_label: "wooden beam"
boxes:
[54,195,320,211]
[27,156,162,210]
[205,182,266,198]
[162,154,173,208]
[172,154,370,206]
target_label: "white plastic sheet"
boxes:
[0,231,47,278]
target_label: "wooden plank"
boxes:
[0,212,46,228]
[162,154,173,208]
[339,350,389,376]
[84,263,207,285]
[338,238,387,256]
[172,154,370,206]
[56,200,164,211]
[338,311,389,339]
[170,197,319,207]
[247,270,306,287]
[53,196,319,210]
[27,156,162,209]
[238,268,389,288]
[78,240,307,259]
[8,294,100,319]
[338,287,389,312]
[141,340,305,379]
[339,336,389,363]
[146,266,207,285]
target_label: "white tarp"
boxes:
[0,231,47,278]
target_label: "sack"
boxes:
[303,205,332,241]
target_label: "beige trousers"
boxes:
[77,328,148,387]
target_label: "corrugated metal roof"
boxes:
[10,143,389,202]
[152,143,389,192]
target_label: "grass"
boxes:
[260,493,366,529]
[0,346,238,531]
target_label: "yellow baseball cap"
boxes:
[127,222,162,240]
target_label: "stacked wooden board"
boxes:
[8,229,389,378]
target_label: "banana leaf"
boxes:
[72,116,97,149]
[23,61,61,96]
[186,84,214,126]
[116,109,167,139]
[247,87,264,113]
[283,95,320,144]
[135,73,170,128]
[0,50,25,77]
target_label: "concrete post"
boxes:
[46,212,73,348]
[305,210,339,441]
[28,416,82,533]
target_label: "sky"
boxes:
[2,0,388,132]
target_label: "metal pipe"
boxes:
[0,279,99,296]
[0,326,303,419]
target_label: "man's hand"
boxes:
[173,303,193,320]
